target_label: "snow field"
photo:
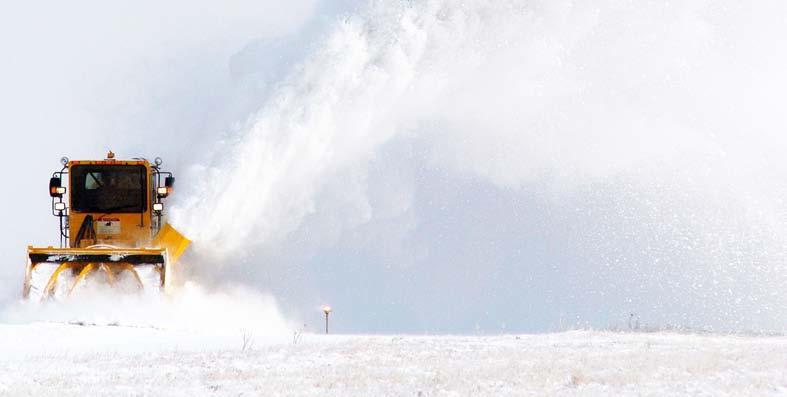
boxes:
[1,325,785,396]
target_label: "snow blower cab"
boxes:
[24,152,190,300]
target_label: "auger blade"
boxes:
[25,247,167,301]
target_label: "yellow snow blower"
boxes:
[24,152,190,300]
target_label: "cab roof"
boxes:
[67,151,151,167]
[69,159,150,166]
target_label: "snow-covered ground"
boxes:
[1,323,784,396]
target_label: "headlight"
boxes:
[56,187,66,195]
[157,187,169,196]
[153,203,164,212]
[53,202,66,211]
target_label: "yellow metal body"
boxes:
[152,223,191,264]
[24,156,190,300]
[67,159,154,248]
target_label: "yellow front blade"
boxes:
[152,223,191,264]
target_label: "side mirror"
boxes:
[157,176,175,198]
[49,177,65,197]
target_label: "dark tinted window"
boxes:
[71,165,147,213]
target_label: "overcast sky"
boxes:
[1,1,786,334]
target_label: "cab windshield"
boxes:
[71,165,147,213]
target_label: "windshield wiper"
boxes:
[87,172,104,188]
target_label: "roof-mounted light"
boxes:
[60,157,69,166]
[154,157,163,166]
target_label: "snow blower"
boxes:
[24,152,190,300]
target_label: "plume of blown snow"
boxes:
[170,0,787,332]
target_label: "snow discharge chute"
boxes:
[24,152,191,301]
